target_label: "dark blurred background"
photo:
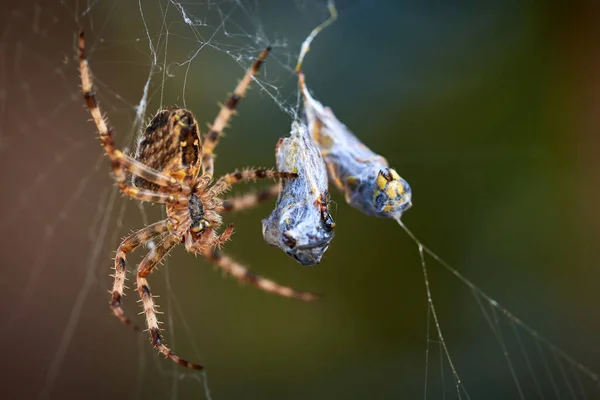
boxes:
[1,1,599,399]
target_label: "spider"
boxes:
[78,32,317,370]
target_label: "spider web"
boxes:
[1,1,599,399]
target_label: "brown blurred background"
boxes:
[1,1,600,399]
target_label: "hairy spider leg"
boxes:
[136,234,205,370]
[205,223,235,250]
[111,220,171,331]
[209,168,296,197]
[220,184,282,213]
[79,32,190,204]
[199,169,318,300]
[201,247,318,302]
[201,47,272,176]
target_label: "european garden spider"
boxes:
[78,32,316,370]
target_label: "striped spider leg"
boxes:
[201,47,271,176]
[79,32,316,371]
[262,121,335,266]
[220,184,282,213]
[294,3,411,220]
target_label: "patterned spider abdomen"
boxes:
[301,79,412,219]
[132,108,201,190]
[262,121,335,266]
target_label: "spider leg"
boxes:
[201,46,272,176]
[220,184,281,213]
[111,220,171,331]
[121,187,189,205]
[210,224,235,248]
[78,32,191,195]
[210,168,296,197]
[201,247,318,302]
[136,234,204,370]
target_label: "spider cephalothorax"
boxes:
[79,32,316,371]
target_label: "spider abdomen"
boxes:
[133,108,202,190]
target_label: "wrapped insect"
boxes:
[294,0,411,220]
[298,72,412,219]
[262,121,335,266]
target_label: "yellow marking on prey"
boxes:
[385,184,398,199]
[394,180,405,195]
[389,169,401,180]
[376,173,388,190]
[383,204,395,213]
[387,180,405,199]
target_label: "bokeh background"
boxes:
[1,1,599,399]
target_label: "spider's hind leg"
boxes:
[201,247,318,302]
[111,220,171,331]
[201,46,272,175]
[136,234,205,370]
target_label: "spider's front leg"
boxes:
[200,247,318,302]
[78,32,191,203]
[111,220,171,331]
[185,224,235,253]
[220,184,281,213]
[136,234,205,370]
[201,47,272,176]
[210,168,296,197]
[212,224,235,248]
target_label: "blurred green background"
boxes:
[0,1,599,399]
